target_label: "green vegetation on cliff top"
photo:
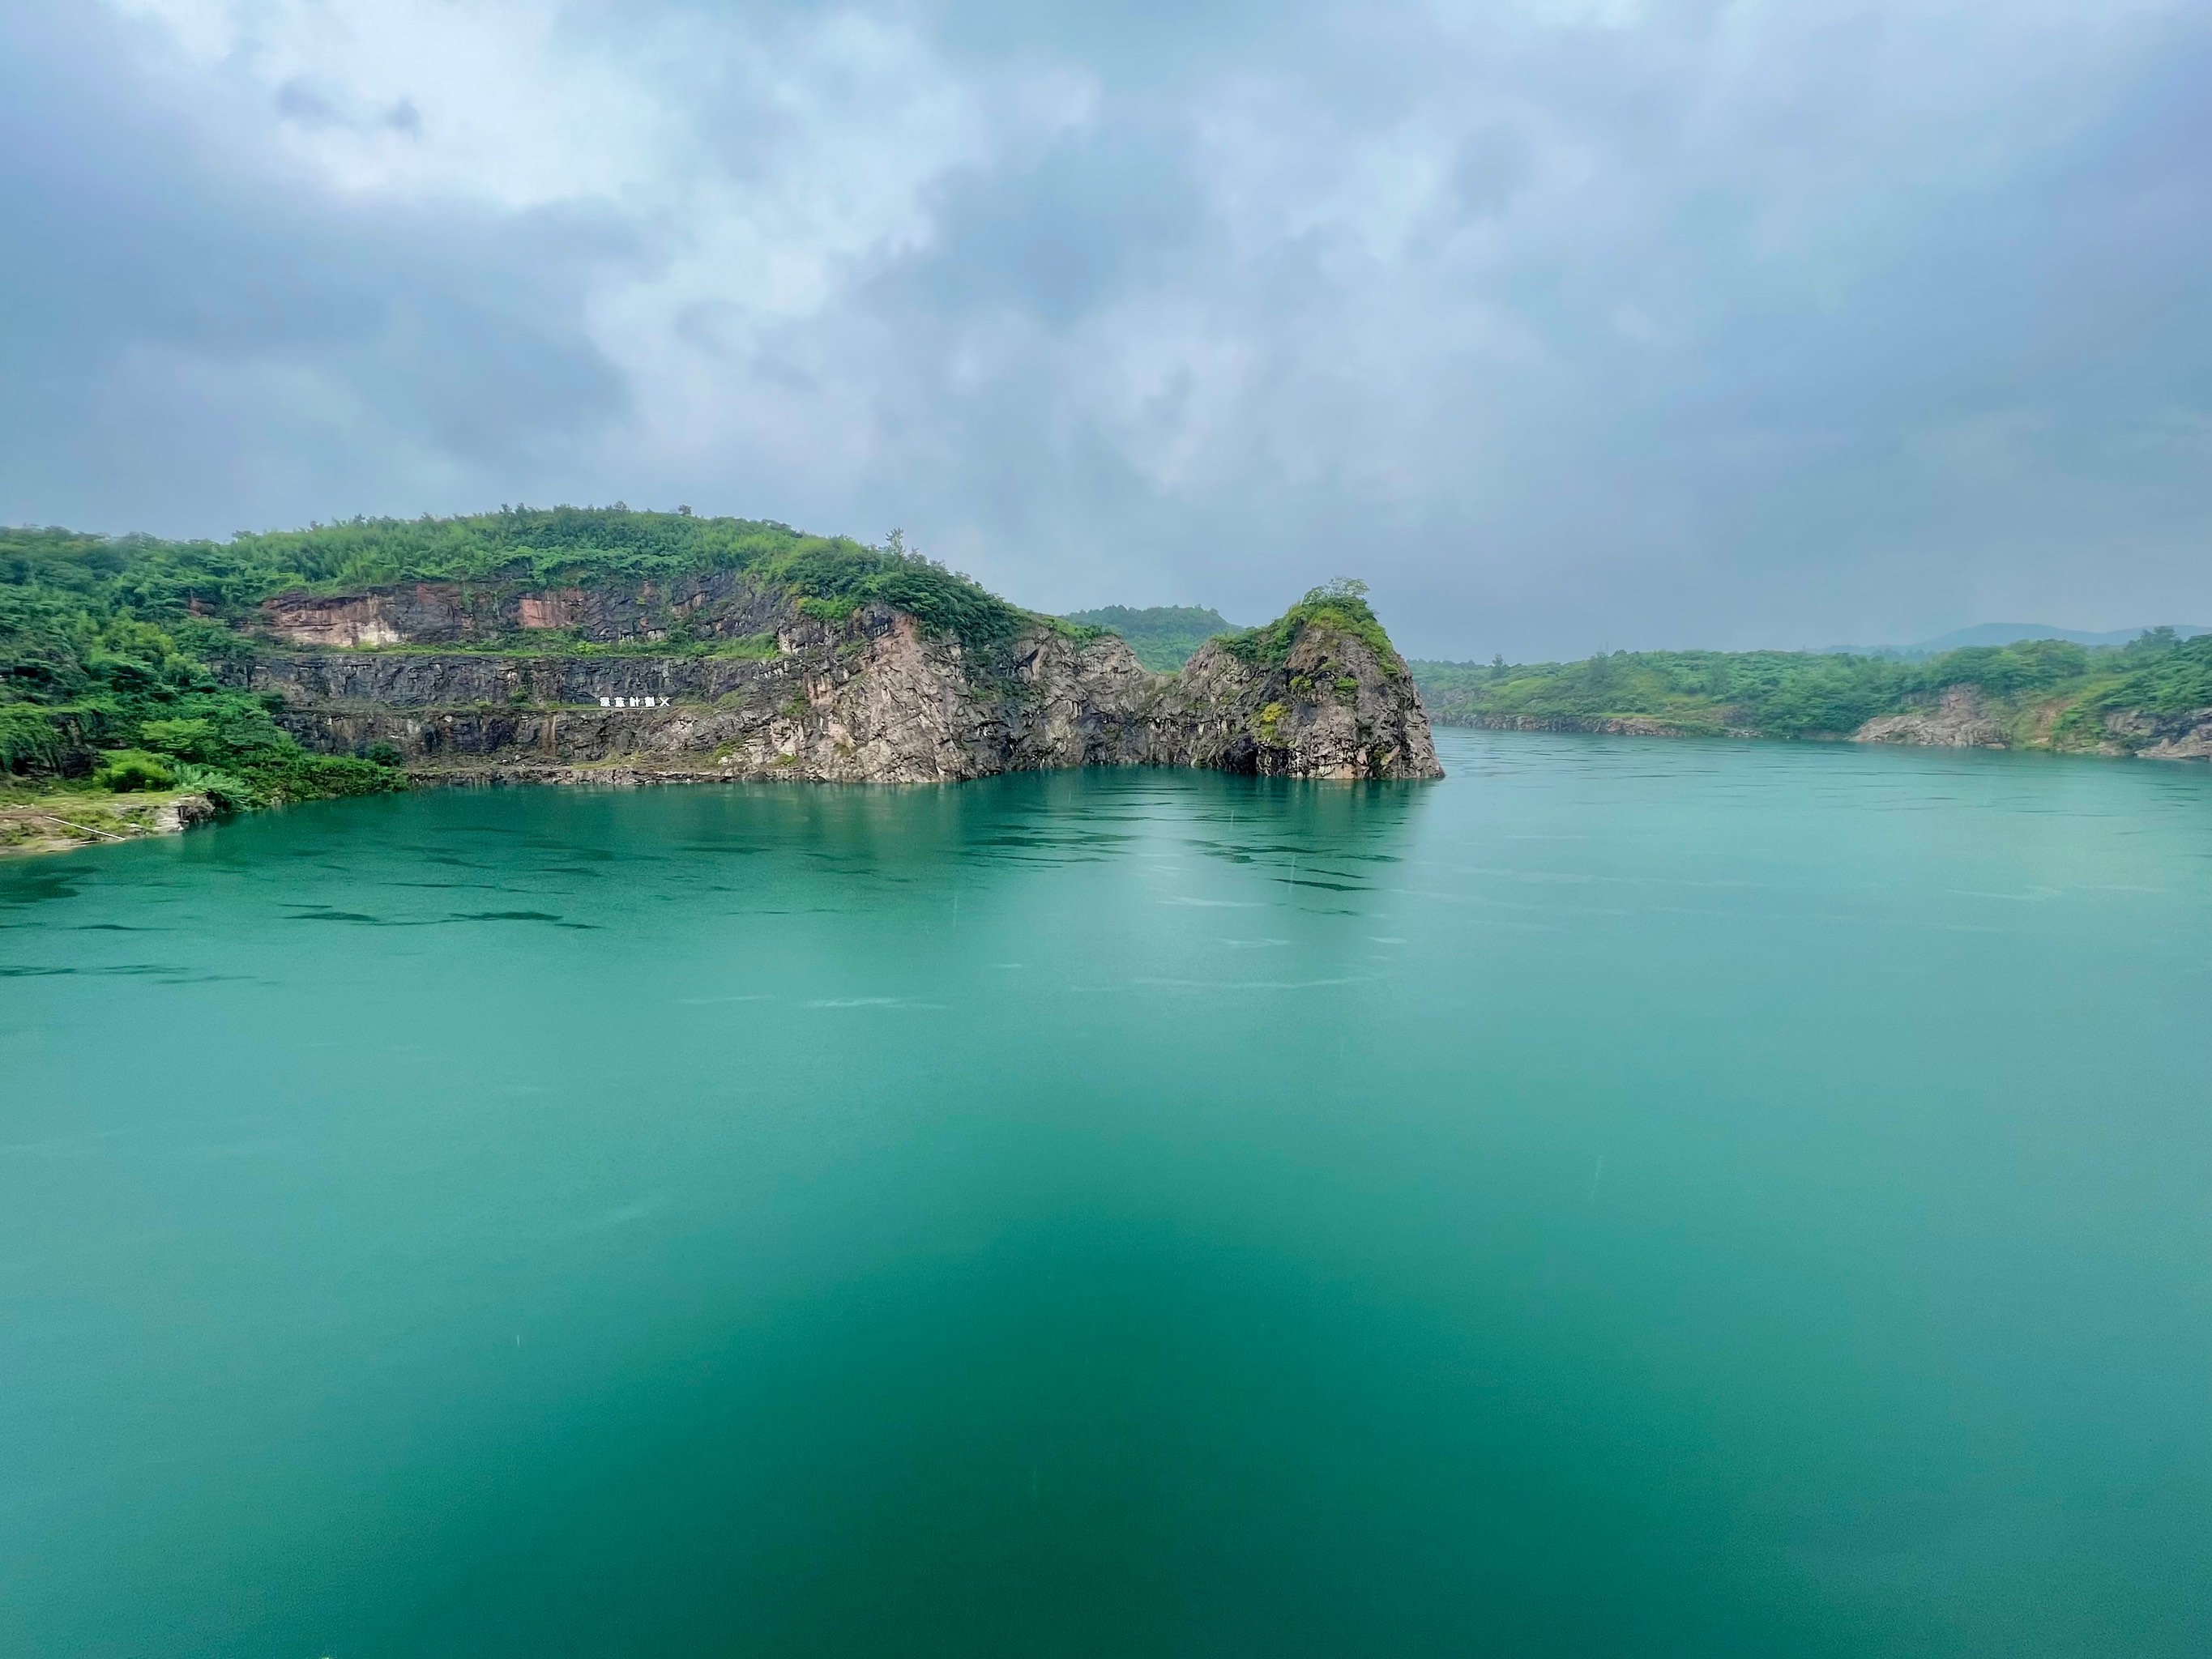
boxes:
[6,508,1031,650]
[1221,580,1405,671]
[1411,631,2212,749]
[1065,584,1402,675]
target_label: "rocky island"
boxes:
[2,509,1440,851]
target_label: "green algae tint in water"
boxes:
[2,730,2208,1657]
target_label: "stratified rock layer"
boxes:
[225,580,1442,784]
[258,571,786,648]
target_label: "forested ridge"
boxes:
[1411,633,2212,749]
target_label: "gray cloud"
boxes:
[1,4,634,533]
[2,0,2207,657]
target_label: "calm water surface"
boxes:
[2,729,2208,1657]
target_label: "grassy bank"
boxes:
[0,783,212,855]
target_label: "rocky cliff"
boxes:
[2097,707,2212,760]
[1852,684,2010,748]
[226,578,1443,785]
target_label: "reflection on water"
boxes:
[1,734,2206,1657]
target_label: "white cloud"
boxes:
[106,0,670,205]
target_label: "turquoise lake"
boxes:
[2,728,2207,1656]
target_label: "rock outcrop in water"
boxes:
[1149,617,1440,778]
[2096,707,2212,760]
[224,575,1443,785]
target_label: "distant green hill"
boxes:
[1822,622,2212,657]
[1409,632,2212,753]
[1906,622,2210,654]
[1061,605,1240,672]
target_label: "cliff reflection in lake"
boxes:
[2,730,2206,1657]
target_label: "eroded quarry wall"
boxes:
[227,582,1445,784]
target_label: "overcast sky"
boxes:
[3,1,2207,658]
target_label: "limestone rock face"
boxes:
[225,582,1444,784]
[2102,706,2212,760]
[1854,685,2010,748]
[1141,625,1444,779]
